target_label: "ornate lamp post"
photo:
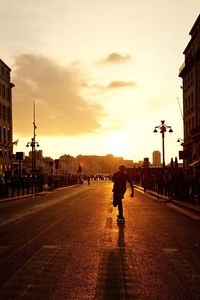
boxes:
[153,120,173,168]
[26,137,39,173]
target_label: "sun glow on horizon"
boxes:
[107,132,129,158]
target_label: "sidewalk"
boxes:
[135,185,200,216]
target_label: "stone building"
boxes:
[179,15,200,167]
[0,59,14,174]
[152,150,161,166]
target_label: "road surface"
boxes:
[0,180,200,299]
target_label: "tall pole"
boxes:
[32,100,36,173]
[162,130,165,168]
[27,100,39,174]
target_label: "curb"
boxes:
[171,199,200,215]
[0,184,80,204]
[0,191,48,203]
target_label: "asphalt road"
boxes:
[0,181,200,300]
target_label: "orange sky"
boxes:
[1,0,199,162]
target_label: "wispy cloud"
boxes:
[83,81,137,92]
[12,54,104,136]
[99,52,131,64]
[106,81,137,89]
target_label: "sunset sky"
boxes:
[1,1,199,163]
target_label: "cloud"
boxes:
[12,54,104,136]
[99,52,131,64]
[106,81,137,89]
[83,81,137,93]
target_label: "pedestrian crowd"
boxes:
[132,167,200,204]
[0,172,80,198]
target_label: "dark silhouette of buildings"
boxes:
[0,59,14,174]
[179,14,200,167]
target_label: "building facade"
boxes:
[152,150,161,166]
[179,15,200,167]
[0,59,14,174]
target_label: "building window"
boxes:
[7,107,10,122]
[185,97,188,114]
[192,117,194,129]
[1,66,4,76]
[189,119,191,134]
[0,126,1,141]
[0,103,2,118]
[3,127,6,141]
[7,129,10,143]
[191,93,194,111]
[188,95,190,112]
[2,85,5,98]
[6,87,10,100]
[185,121,188,137]
[2,105,6,120]
[5,69,9,79]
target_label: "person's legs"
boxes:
[113,192,119,207]
[118,199,123,218]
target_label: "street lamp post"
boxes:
[26,137,39,173]
[153,120,173,168]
